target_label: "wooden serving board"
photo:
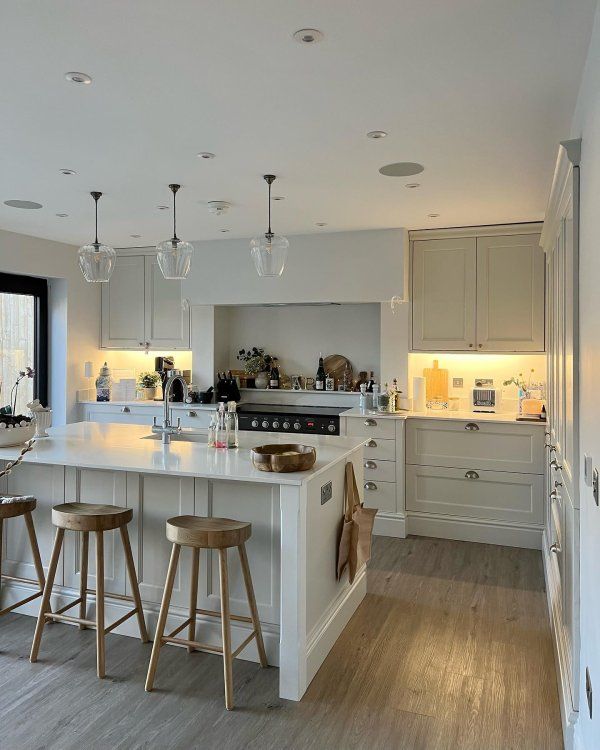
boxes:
[323,354,352,387]
[423,359,448,401]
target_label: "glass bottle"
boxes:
[207,410,218,448]
[316,353,326,390]
[225,401,239,448]
[214,402,227,448]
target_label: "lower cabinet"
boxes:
[81,404,162,425]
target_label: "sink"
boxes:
[142,431,208,443]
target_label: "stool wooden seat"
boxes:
[0,497,46,617]
[145,515,268,710]
[30,502,148,678]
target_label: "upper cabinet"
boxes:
[411,225,545,352]
[101,252,190,350]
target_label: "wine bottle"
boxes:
[269,362,280,389]
[316,353,326,391]
[366,371,375,393]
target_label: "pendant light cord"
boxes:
[172,187,177,241]
[267,179,272,236]
[94,197,99,245]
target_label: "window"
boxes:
[0,273,48,414]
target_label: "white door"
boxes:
[101,255,146,349]
[412,237,477,351]
[144,256,190,349]
[476,234,545,351]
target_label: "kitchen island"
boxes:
[0,422,366,701]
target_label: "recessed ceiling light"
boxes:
[367,131,387,139]
[130,234,142,238]
[4,199,43,209]
[65,71,92,85]
[59,168,77,176]
[197,152,215,159]
[156,205,170,210]
[405,183,421,189]
[428,213,440,218]
[379,162,424,177]
[271,195,285,201]
[56,213,69,217]
[220,229,230,233]
[315,222,327,227]
[293,28,324,44]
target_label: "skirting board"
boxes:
[306,566,367,686]
[542,530,578,750]
[406,512,543,549]
[0,580,280,667]
[373,512,406,538]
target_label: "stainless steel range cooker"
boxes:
[237,404,346,436]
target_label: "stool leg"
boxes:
[145,543,180,692]
[79,532,89,629]
[188,547,200,653]
[119,525,149,643]
[238,543,268,668]
[0,518,3,599]
[24,511,46,591]
[30,527,64,662]
[218,548,234,710]
[95,530,105,678]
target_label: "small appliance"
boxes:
[471,379,501,412]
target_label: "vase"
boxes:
[254,372,269,389]
[143,387,157,401]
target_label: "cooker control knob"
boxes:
[282,421,290,430]
[262,420,270,429]
[251,419,259,428]
[328,424,336,433]
[272,420,280,429]
[294,422,301,430]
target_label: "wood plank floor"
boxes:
[0,536,563,750]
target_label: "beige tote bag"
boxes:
[337,461,377,584]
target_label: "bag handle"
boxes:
[344,462,361,522]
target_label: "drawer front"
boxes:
[174,409,212,429]
[84,406,161,425]
[363,437,396,462]
[363,458,396,483]
[406,465,543,524]
[362,479,396,513]
[346,416,396,440]
[406,419,544,474]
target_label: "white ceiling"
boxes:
[0,0,595,248]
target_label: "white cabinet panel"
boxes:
[101,255,145,348]
[476,234,545,351]
[83,404,162,425]
[144,255,190,349]
[345,416,396,439]
[412,237,477,351]
[63,468,128,595]
[362,480,396,513]
[406,465,543,524]
[363,458,396,483]
[2,463,65,584]
[126,473,195,607]
[173,408,212,429]
[362,437,396,462]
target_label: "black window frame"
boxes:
[0,272,48,408]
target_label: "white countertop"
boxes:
[340,408,546,425]
[0,422,365,486]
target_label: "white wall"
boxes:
[569,5,600,748]
[182,229,406,305]
[0,229,100,424]
[215,303,381,380]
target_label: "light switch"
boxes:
[453,378,463,388]
[584,454,593,486]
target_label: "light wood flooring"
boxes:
[0,536,562,750]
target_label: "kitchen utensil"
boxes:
[251,444,317,473]
[324,355,353,389]
[423,360,448,405]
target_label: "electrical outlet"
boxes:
[453,378,463,388]
[320,481,332,505]
[594,469,599,507]
[587,667,593,718]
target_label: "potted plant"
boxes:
[236,348,277,389]
[137,371,160,401]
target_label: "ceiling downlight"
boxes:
[4,200,42,209]
[367,131,387,139]
[293,28,324,44]
[379,162,424,177]
[65,71,92,85]
[197,152,215,159]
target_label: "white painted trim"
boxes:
[542,530,579,750]
[406,511,543,549]
[409,222,543,241]
[373,512,406,538]
[541,139,581,251]
[305,566,367,686]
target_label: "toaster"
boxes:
[471,387,501,412]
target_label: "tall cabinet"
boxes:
[541,139,581,749]
[411,224,545,352]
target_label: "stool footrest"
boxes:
[166,618,192,639]
[0,589,43,617]
[45,604,140,635]
[162,635,224,654]
[195,607,253,625]
[104,607,139,635]
[53,597,83,616]
[46,612,95,627]
[231,630,258,659]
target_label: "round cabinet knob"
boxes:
[262,420,270,429]
[293,422,301,430]
[282,421,290,430]
[327,424,336,433]
[251,419,259,428]
[272,420,280,429]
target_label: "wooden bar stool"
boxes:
[0,496,46,617]
[145,516,268,710]
[30,503,149,678]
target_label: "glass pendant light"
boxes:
[250,174,289,277]
[78,191,116,282]
[156,183,194,279]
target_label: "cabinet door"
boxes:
[83,405,162,425]
[101,255,145,349]
[476,234,545,351]
[412,237,476,351]
[144,256,190,349]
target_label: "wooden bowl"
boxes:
[251,444,317,473]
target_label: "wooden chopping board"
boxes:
[324,354,353,387]
[423,359,448,401]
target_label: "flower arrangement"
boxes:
[236,347,277,375]
[503,370,534,393]
[137,371,160,388]
[10,367,35,415]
